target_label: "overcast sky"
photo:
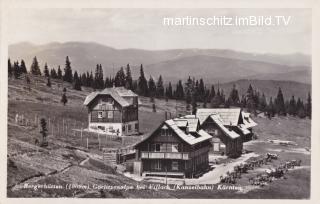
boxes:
[8,8,311,55]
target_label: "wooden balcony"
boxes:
[141,151,189,160]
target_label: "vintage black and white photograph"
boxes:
[4,4,313,200]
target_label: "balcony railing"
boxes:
[141,151,189,160]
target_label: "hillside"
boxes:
[7,75,311,198]
[9,42,311,84]
[219,79,311,101]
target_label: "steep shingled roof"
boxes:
[210,114,240,139]
[196,108,241,126]
[83,87,138,107]
[135,119,212,147]
[242,112,257,129]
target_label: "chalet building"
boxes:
[134,116,212,178]
[196,108,257,158]
[83,87,140,136]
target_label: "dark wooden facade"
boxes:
[201,117,243,158]
[135,124,211,178]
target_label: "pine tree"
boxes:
[13,61,21,79]
[266,97,275,119]
[8,59,12,78]
[61,93,68,105]
[198,79,206,102]
[296,98,306,118]
[228,84,240,107]
[259,93,267,112]
[114,66,125,87]
[44,63,50,77]
[175,80,184,99]
[274,87,286,116]
[165,82,173,99]
[20,59,27,73]
[40,118,48,146]
[50,68,57,78]
[288,95,297,116]
[156,75,164,98]
[30,56,41,75]
[46,77,51,87]
[148,76,156,98]
[137,64,148,96]
[57,66,62,79]
[125,64,133,90]
[74,78,82,91]
[63,56,73,83]
[306,92,311,119]
[246,84,256,113]
[191,92,197,114]
[210,85,216,101]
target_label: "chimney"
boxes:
[186,126,190,134]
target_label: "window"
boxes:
[152,160,161,170]
[172,161,179,171]
[172,144,179,152]
[107,111,113,119]
[122,125,125,132]
[151,143,161,152]
[100,104,106,110]
[161,128,172,136]
[215,129,219,135]
[98,111,103,119]
[128,124,131,131]
[135,123,139,130]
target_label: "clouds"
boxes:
[8,8,311,54]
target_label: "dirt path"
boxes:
[186,152,259,185]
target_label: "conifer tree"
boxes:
[30,56,41,75]
[296,98,306,118]
[274,87,286,115]
[148,76,156,98]
[137,64,148,96]
[125,64,133,90]
[40,118,48,146]
[44,63,50,77]
[57,66,62,79]
[246,84,256,113]
[20,59,27,73]
[50,68,58,79]
[259,93,267,112]
[228,84,240,107]
[63,56,73,83]
[8,58,12,78]
[13,61,21,79]
[175,80,184,99]
[288,95,297,116]
[306,92,311,119]
[156,75,164,98]
[114,66,125,87]
[165,82,173,99]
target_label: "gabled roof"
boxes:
[242,112,257,128]
[173,115,199,132]
[135,118,212,147]
[196,108,241,126]
[83,87,138,107]
[209,114,240,139]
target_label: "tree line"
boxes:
[8,56,311,119]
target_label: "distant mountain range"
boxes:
[9,41,311,84]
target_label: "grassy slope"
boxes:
[7,75,311,198]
